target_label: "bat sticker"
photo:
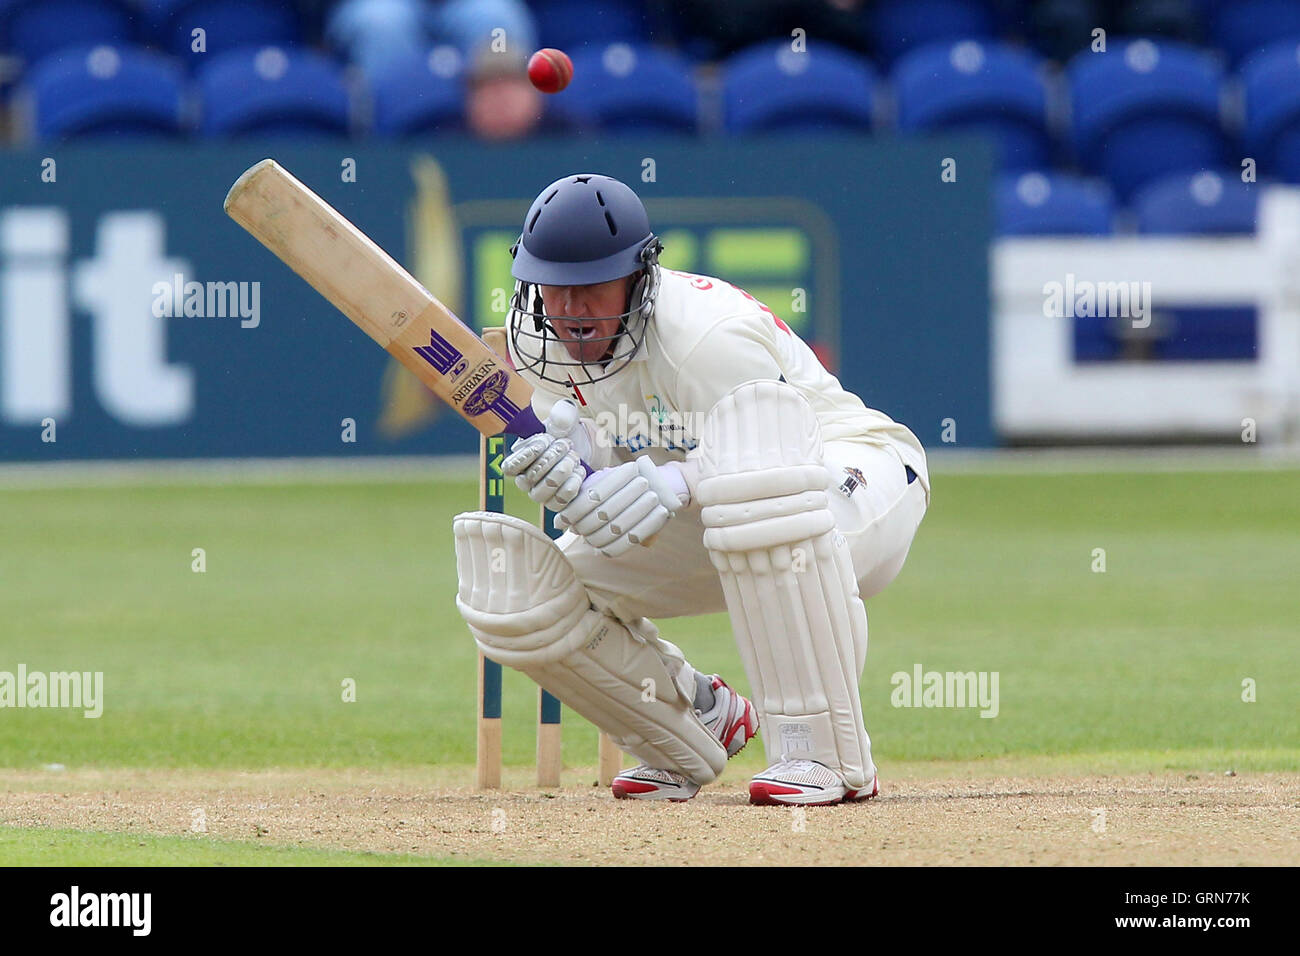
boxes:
[413,329,463,375]
[463,370,510,417]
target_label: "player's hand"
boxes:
[503,433,583,509]
[501,399,589,509]
[556,458,681,557]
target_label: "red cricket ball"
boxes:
[527,48,573,94]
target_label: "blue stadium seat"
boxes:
[893,39,1050,171]
[722,41,876,133]
[1242,40,1300,184]
[144,0,300,64]
[532,0,648,52]
[868,0,995,66]
[369,45,464,137]
[0,0,134,67]
[1067,39,1226,199]
[995,171,1116,235]
[20,44,185,139]
[550,43,696,133]
[197,46,350,137]
[1133,170,1259,233]
[1207,0,1300,66]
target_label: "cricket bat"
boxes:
[223,158,536,438]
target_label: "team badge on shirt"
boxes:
[837,466,867,498]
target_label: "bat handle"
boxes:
[546,398,580,438]
[545,399,595,477]
[504,399,593,476]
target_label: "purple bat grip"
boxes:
[502,404,594,477]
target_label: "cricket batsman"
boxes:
[453,174,929,805]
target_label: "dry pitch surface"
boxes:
[4,763,1297,866]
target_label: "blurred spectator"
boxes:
[326,0,537,79]
[438,0,537,58]
[326,0,425,75]
[465,48,541,140]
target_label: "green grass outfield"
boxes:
[0,826,481,866]
[1,463,1297,775]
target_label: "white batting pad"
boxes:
[454,512,727,784]
[696,381,874,789]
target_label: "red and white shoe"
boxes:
[698,675,759,758]
[611,675,759,801]
[610,766,699,801]
[748,758,880,806]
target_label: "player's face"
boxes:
[540,277,630,365]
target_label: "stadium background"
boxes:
[0,0,1297,867]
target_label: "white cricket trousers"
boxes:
[558,440,929,622]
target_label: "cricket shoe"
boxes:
[610,676,759,801]
[748,758,879,807]
[699,675,759,758]
[610,765,701,802]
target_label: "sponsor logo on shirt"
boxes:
[592,398,702,453]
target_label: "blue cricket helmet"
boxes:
[511,174,655,285]
[508,173,663,387]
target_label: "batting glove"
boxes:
[502,399,590,510]
[556,457,684,557]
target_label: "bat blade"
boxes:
[223,158,533,437]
